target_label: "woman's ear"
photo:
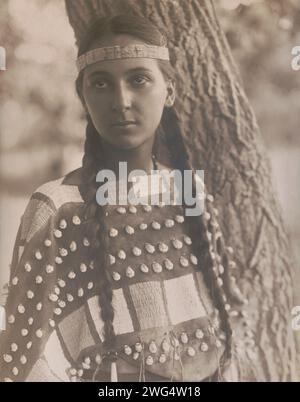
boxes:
[165,80,176,108]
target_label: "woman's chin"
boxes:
[107,136,145,151]
[105,131,148,150]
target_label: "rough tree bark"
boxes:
[64,0,298,381]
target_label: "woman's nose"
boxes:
[111,83,132,112]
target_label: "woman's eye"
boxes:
[132,75,149,86]
[94,81,107,89]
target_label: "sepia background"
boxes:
[0,0,299,343]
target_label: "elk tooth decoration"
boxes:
[158,242,168,253]
[175,215,184,223]
[146,356,154,365]
[124,345,132,355]
[8,315,15,324]
[135,343,143,352]
[46,265,54,274]
[24,263,32,272]
[164,219,175,228]
[195,329,204,339]
[68,271,76,279]
[184,235,192,245]
[4,354,13,363]
[117,206,126,214]
[20,356,27,365]
[58,300,66,308]
[35,329,43,338]
[55,257,63,265]
[132,247,141,257]
[180,332,188,344]
[172,239,183,250]
[126,266,135,278]
[54,229,62,238]
[133,352,139,360]
[200,342,209,352]
[80,263,87,273]
[190,254,198,265]
[149,341,158,354]
[187,346,196,357]
[21,329,28,336]
[151,221,161,230]
[118,250,126,259]
[109,254,116,265]
[152,262,162,273]
[35,251,42,260]
[58,279,66,288]
[159,354,167,363]
[18,304,25,314]
[27,290,34,299]
[59,219,67,229]
[139,223,148,230]
[164,259,174,270]
[179,256,189,267]
[67,294,74,302]
[83,237,90,247]
[72,215,81,225]
[129,205,137,214]
[161,339,170,353]
[109,228,118,238]
[59,248,68,257]
[125,225,134,235]
[140,263,149,273]
[145,243,155,254]
[49,293,58,302]
[112,272,121,282]
[11,343,18,352]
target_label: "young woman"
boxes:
[0,14,245,382]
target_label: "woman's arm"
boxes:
[0,191,72,382]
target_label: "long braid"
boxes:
[73,12,246,381]
[161,106,244,373]
[79,115,117,356]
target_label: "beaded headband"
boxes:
[76,44,170,72]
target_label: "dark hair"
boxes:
[75,13,238,380]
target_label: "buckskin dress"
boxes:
[0,164,230,382]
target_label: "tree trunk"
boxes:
[64,0,298,381]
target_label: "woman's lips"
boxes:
[111,120,137,127]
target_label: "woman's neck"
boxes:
[99,138,155,180]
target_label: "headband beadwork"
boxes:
[76,44,170,72]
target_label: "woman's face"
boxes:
[81,34,175,150]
